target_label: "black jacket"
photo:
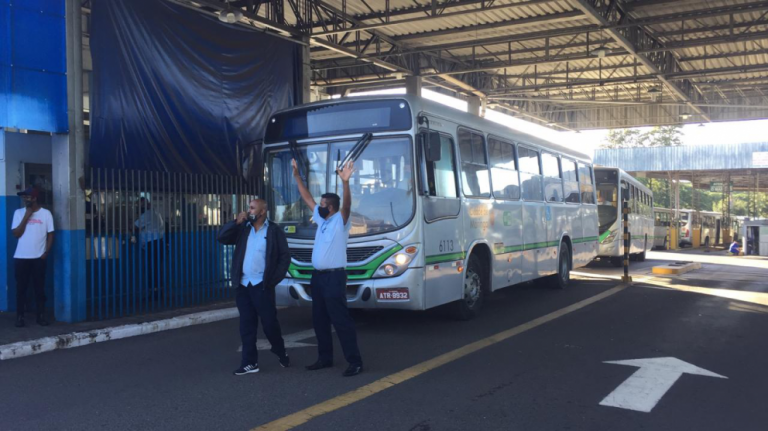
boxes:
[216,219,290,290]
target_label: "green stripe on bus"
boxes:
[598,230,611,243]
[425,252,467,264]
[573,236,599,244]
[493,237,597,255]
[288,245,403,280]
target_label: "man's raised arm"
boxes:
[292,159,316,211]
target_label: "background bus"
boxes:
[679,210,722,247]
[595,167,654,266]
[653,207,674,249]
[263,95,598,319]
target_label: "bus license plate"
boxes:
[377,288,409,300]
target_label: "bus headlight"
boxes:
[375,245,419,278]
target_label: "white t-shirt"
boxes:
[11,207,54,259]
[134,209,165,246]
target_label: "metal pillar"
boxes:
[622,200,632,283]
[405,75,422,97]
[54,0,87,322]
[467,95,486,117]
[300,36,312,104]
[722,172,732,243]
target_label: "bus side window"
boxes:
[519,146,544,201]
[578,163,595,204]
[424,134,459,198]
[562,158,580,203]
[458,128,490,198]
[620,181,629,203]
[542,152,563,203]
[488,137,520,200]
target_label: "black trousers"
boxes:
[311,270,362,366]
[236,283,286,367]
[15,258,47,316]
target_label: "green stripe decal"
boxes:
[425,252,466,264]
[492,237,598,256]
[599,230,611,243]
[573,236,599,244]
[288,245,403,280]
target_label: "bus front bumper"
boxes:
[275,267,425,311]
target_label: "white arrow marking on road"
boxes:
[600,357,727,413]
[237,328,333,352]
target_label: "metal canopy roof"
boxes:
[594,142,768,191]
[176,0,768,130]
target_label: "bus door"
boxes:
[419,126,465,308]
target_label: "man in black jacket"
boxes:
[217,199,291,376]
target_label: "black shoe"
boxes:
[36,314,49,326]
[233,364,260,376]
[14,316,24,328]
[343,364,363,377]
[305,360,333,371]
[279,354,291,368]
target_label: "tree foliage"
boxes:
[601,126,683,149]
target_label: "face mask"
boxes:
[317,206,330,219]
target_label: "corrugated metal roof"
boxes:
[205,0,768,129]
[595,142,768,172]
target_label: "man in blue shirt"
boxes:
[217,199,291,376]
[293,159,363,377]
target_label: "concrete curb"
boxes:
[0,307,239,361]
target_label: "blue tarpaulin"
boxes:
[89,0,298,174]
[0,0,68,132]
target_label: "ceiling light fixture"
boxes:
[218,1,243,23]
[679,112,692,120]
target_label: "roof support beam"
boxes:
[570,0,712,122]
[313,0,575,37]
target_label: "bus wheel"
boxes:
[452,255,485,320]
[610,256,623,267]
[549,243,571,289]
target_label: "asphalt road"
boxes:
[2,253,767,431]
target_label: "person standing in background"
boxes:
[11,186,54,327]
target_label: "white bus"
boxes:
[262,95,598,318]
[653,207,674,249]
[679,209,722,247]
[594,167,654,266]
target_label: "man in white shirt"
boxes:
[134,197,165,298]
[11,186,54,327]
[293,159,363,377]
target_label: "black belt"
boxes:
[314,268,345,273]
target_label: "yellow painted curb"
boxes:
[652,262,702,275]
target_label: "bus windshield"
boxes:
[595,171,619,234]
[266,137,415,238]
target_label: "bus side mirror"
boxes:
[423,131,442,162]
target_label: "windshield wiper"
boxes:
[289,140,308,183]
[338,133,373,170]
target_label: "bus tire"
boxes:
[548,243,571,289]
[451,254,485,320]
[610,256,623,267]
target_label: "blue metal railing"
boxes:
[85,168,257,320]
